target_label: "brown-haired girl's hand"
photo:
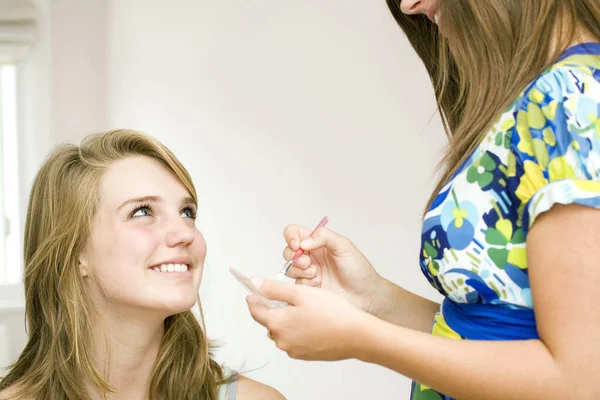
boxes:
[282,224,384,315]
[246,278,371,362]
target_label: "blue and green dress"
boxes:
[412,42,600,399]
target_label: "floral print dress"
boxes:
[411,43,600,400]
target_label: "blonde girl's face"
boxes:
[80,155,206,318]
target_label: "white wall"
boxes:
[106,1,445,398]
[52,0,108,142]
[6,0,447,398]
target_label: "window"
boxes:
[0,64,21,285]
[0,0,39,311]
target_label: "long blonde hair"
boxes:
[386,0,600,211]
[0,130,226,399]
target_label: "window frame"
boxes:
[0,64,23,288]
[0,63,25,313]
[0,0,53,312]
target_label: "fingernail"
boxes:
[300,237,314,248]
[305,267,315,277]
[310,276,320,285]
[290,239,298,250]
[250,277,264,290]
[298,255,310,266]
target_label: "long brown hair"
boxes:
[0,130,227,399]
[386,0,600,211]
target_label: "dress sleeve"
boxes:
[508,66,600,232]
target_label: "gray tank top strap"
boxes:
[227,378,238,400]
[218,366,239,400]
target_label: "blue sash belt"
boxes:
[442,298,539,340]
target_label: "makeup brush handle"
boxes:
[290,216,329,261]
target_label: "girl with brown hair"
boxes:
[247,1,600,399]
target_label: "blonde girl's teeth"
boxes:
[151,264,190,272]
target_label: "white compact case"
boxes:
[229,267,288,309]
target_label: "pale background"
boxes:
[1,0,446,398]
